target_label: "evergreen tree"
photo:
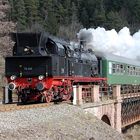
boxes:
[78,0,98,27]
[57,3,65,24]
[70,2,83,39]
[93,1,106,27]
[105,11,128,31]
[80,8,89,28]
[38,0,48,21]
[58,2,82,40]
[14,0,26,31]
[104,0,124,12]
[24,0,40,29]
[44,0,59,35]
[62,0,71,25]
[8,0,16,21]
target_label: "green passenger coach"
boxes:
[95,52,140,85]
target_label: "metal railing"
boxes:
[121,97,140,127]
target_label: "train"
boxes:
[5,32,140,103]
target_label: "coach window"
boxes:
[133,67,136,75]
[120,64,124,73]
[116,64,120,73]
[135,68,138,75]
[137,67,139,76]
[127,66,130,75]
[112,63,116,73]
[131,66,135,75]
[130,66,133,75]
[136,68,138,75]
[138,68,140,76]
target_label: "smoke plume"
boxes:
[77,27,140,60]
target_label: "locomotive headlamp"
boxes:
[8,82,16,90]
[10,75,16,81]
[38,75,44,80]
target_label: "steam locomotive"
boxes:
[5,33,105,103]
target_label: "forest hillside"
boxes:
[0,0,140,56]
[8,0,140,40]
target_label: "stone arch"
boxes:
[101,115,111,126]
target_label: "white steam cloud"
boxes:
[77,27,140,60]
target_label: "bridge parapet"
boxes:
[73,85,122,132]
[73,85,121,104]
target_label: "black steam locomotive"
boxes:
[5,32,104,103]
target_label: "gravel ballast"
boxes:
[0,104,124,140]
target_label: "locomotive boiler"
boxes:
[5,32,104,103]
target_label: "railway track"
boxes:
[0,100,72,112]
[0,102,53,112]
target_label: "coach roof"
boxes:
[94,51,140,66]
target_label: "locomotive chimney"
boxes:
[80,39,87,48]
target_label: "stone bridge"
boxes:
[73,85,140,132]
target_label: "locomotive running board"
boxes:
[52,76,107,83]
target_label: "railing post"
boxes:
[91,85,100,102]
[73,85,83,105]
[2,86,12,104]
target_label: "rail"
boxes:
[0,102,53,112]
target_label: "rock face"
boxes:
[0,0,15,57]
[0,56,4,87]
[0,104,124,140]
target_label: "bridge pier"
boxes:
[113,85,122,132]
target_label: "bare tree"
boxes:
[0,0,15,57]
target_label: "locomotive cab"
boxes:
[12,33,41,56]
